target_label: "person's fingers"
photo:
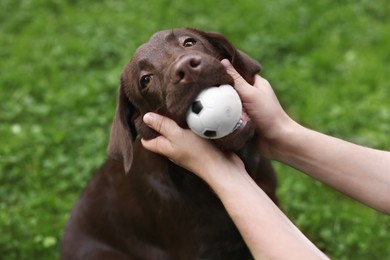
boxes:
[221,59,250,88]
[221,59,262,101]
[254,75,274,92]
[143,112,179,137]
[141,135,174,157]
[141,112,181,156]
[222,59,269,89]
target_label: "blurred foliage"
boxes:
[0,0,389,259]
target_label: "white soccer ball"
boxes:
[186,84,242,139]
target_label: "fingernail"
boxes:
[143,113,154,124]
[221,59,232,68]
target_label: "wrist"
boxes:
[197,153,248,189]
[260,116,303,160]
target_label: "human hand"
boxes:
[221,59,294,158]
[141,112,244,179]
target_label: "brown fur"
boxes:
[61,28,278,260]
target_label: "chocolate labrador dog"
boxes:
[61,28,277,259]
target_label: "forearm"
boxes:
[201,161,328,259]
[269,121,390,214]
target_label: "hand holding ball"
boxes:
[186,84,242,139]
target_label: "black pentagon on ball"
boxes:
[191,100,203,114]
[203,130,217,138]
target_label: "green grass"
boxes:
[1,0,389,259]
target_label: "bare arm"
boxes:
[269,121,390,214]
[204,153,328,259]
[140,60,389,257]
[141,113,328,259]
[222,59,390,214]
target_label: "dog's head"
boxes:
[108,28,261,172]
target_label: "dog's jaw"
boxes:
[126,29,259,152]
[213,111,255,152]
[165,58,255,152]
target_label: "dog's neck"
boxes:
[132,137,259,206]
[164,142,259,202]
[166,161,222,206]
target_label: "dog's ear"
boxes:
[230,49,261,85]
[107,82,138,173]
[192,29,262,85]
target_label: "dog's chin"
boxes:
[213,112,255,152]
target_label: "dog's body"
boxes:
[61,28,277,259]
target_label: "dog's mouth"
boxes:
[204,82,255,152]
[174,83,255,152]
[165,53,255,151]
[213,107,255,152]
[232,111,247,132]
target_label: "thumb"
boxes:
[141,113,176,155]
[221,59,253,97]
[221,59,250,87]
[143,112,178,137]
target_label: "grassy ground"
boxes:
[1,0,389,259]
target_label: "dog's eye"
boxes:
[183,38,197,47]
[140,75,152,89]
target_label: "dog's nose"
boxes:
[173,55,202,84]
